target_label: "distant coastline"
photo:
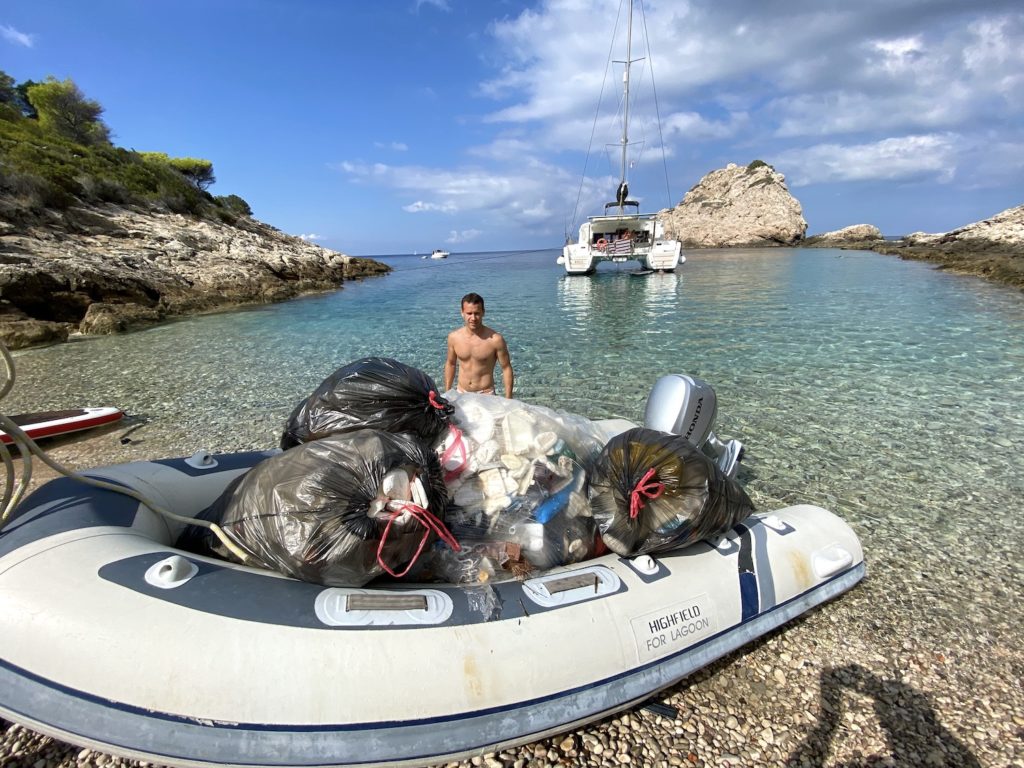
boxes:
[802,206,1024,291]
[866,241,1023,290]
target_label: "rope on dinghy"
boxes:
[0,340,251,562]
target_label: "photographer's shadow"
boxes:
[787,663,980,767]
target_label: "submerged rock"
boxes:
[659,161,807,248]
[0,203,391,349]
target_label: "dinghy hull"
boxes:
[0,451,863,768]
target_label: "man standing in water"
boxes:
[445,292,514,398]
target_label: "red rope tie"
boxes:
[376,501,461,578]
[428,390,444,410]
[441,425,469,482]
[629,467,665,519]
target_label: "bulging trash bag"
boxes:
[588,427,755,556]
[281,357,454,449]
[182,430,457,587]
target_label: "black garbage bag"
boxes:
[180,430,457,586]
[281,357,454,450]
[588,427,755,556]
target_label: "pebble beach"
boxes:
[2,406,1022,768]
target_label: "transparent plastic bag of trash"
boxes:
[178,430,457,587]
[280,357,454,450]
[436,392,607,493]
[419,472,603,583]
[423,394,608,582]
[588,427,755,556]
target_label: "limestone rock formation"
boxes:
[659,162,807,247]
[864,204,1023,290]
[903,205,1024,250]
[804,224,882,246]
[0,204,390,349]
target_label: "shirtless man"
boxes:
[445,292,514,398]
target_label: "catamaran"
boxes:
[558,0,683,276]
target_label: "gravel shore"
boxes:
[2,425,1022,768]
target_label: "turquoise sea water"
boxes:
[5,248,1024,566]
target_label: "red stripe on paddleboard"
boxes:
[0,408,124,445]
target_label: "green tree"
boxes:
[16,79,39,118]
[167,156,215,190]
[139,151,216,191]
[26,76,110,145]
[0,71,17,105]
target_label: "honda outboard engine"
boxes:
[643,374,745,478]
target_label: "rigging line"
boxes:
[639,2,674,209]
[567,0,626,237]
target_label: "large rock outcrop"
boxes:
[0,203,390,349]
[902,205,1024,251]
[873,204,1024,289]
[807,205,1023,290]
[659,161,807,247]
[804,224,883,246]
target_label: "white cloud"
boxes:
[414,0,450,13]
[340,158,581,231]
[374,141,409,152]
[1,24,34,47]
[774,134,958,186]
[297,233,322,241]
[403,200,457,213]
[480,1,1023,149]
[962,15,1024,103]
[446,229,481,244]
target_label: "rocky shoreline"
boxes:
[804,205,1024,291]
[0,202,391,350]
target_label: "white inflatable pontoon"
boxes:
[0,377,864,768]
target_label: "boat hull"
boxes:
[0,451,863,768]
[560,214,684,275]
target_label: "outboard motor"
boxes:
[643,374,745,478]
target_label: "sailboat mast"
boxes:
[620,0,633,190]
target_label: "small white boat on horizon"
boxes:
[559,0,684,276]
[431,248,450,259]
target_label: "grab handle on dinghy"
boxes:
[347,594,428,611]
[523,565,621,608]
[812,545,854,578]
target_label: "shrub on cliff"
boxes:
[216,194,253,216]
[0,69,239,223]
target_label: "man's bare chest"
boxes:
[457,335,495,361]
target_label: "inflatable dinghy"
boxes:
[0,377,864,768]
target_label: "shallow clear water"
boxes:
[6,248,1024,566]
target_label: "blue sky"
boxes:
[3,0,1022,255]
